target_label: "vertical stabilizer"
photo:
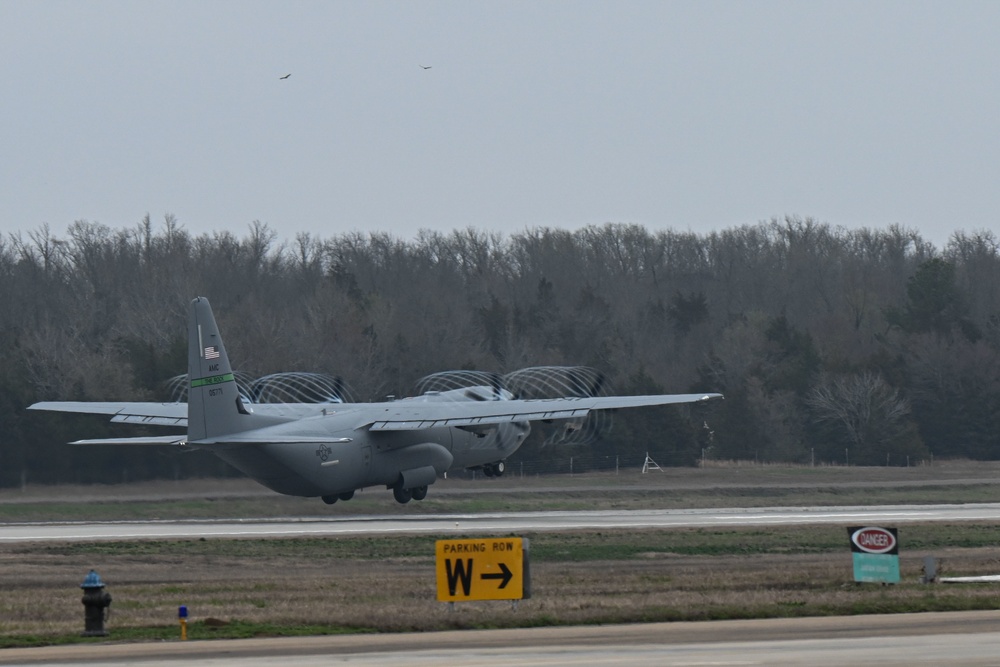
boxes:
[187,297,274,441]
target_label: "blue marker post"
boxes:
[178,605,188,641]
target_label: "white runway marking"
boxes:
[2,503,998,542]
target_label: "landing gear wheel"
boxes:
[393,485,412,504]
[493,460,506,477]
[321,495,338,505]
[483,464,495,478]
[411,485,428,501]
[338,490,355,501]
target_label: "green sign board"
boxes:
[852,552,900,583]
[848,526,900,584]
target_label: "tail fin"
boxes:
[187,297,275,441]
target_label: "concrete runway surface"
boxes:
[4,612,1000,666]
[5,506,1000,665]
[3,503,1000,542]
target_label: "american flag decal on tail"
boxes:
[204,346,220,360]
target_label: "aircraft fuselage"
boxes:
[201,401,529,497]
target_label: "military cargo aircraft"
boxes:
[29,297,722,505]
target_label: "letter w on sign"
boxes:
[445,558,474,597]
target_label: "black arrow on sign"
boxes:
[480,562,513,589]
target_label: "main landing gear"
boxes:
[320,490,355,505]
[481,460,506,477]
[392,481,428,504]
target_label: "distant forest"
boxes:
[3,215,999,488]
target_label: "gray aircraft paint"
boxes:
[29,297,722,504]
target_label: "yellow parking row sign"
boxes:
[435,537,529,602]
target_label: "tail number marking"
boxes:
[191,373,235,388]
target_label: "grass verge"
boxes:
[3,523,1000,647]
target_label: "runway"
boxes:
[5,612,1000,666]
[4,505,1000,665]
[1,503,999,542]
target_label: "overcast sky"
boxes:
[3,1,999,249]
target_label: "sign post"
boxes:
[848,526,900,584]
[436,537,530,603]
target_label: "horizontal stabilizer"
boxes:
[71,435,187,446]
[29,402,186,426]
[112,414,187,427]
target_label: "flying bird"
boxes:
[419,65,431,70]
[279,73,291,80]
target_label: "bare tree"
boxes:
[806,372,924,465]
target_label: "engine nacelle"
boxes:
[399,465,438,490]
[370,441,454,488]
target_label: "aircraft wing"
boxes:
[28,401,187,427]
[29,392,722,436]
[365,393,722,431]
[197,435,354,445]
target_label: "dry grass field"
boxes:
[2,461,1000,646]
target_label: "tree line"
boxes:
[3,214,999,487]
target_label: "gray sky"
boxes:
[3,1,999,249]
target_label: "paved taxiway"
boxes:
[5,612,1000,666]
[2,503,999,542]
